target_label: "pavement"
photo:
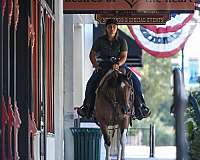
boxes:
[101,146,176,160]
[79,122,176,160]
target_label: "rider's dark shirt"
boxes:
[91,35,128,60]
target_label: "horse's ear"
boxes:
[113,70,118,79]
[119,67,126,75]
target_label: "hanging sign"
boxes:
[63,0,195,13]
[95,13,170,25]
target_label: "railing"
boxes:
[149,124,155,158]
[127,127,150,146]
[127,124,155,158]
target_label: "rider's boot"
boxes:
[133,104,151,120]
[77,100,94,118]
[134,103,151,120]
[140,103,151,119]
[134,96,151,120]
[77,104,89,118]
[77,104,93,118]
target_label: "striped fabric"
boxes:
[128,14,197,58]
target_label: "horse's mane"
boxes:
[96,69,114,94]
[96,69,119,95]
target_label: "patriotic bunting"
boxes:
[128,14,197,58]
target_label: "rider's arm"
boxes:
[118,51,128,66]
[113,51,127,70]
[114,38,128,69]
[89,50,99,68]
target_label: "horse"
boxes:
[95,68,134,160]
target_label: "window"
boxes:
[189,59,199,84]
[31,0,55,133]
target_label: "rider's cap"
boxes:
[105,18,118,26]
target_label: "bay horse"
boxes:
[95,69,134,160]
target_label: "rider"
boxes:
[77,18,151,120]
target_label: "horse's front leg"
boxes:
[99,123,111,160]
[104,143,111,160]
[120,129,128,160]
[117,128,122,160]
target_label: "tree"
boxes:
[140,52,172,111]
[135,52,176,145]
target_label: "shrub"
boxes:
[186,91,200,159]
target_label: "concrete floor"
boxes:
[101,146,176,160]
[80,122,176,160]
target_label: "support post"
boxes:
[173,68,188,160]
[149,124,155,158]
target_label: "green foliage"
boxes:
[186,90,200,159]
[186,107,197,141]
[140,53,172,112]
[186,118,196,140]
[138,53,175,145]
[155,120,175,146]
[189,129,200,160]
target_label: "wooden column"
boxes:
[0,0,2,155]
[0,0,3,97]
[13,0,21,159]
[0,1,3,157]
[16,0,30,159]
[7,0,14,159]
[28,0,37,158]
[1,1,8,160]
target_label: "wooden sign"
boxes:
[95,13,170,25]
[63,0,195,13]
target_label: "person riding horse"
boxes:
[77,18,151,120]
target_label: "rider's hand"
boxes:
[93,64,102,72]
[113,63,119,70]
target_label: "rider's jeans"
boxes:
[84,63,112,108]
[84,65,145,110]
[84,69,107,109]
[126,67,145,103]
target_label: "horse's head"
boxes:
[98,69,134,114]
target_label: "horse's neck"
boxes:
[96,69,114,93]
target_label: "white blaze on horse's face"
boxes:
[121,81,126,88]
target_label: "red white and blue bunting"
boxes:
[128,14,197,58]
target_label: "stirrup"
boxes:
[77,106,88,118]
[77,104,94,119]
[132,106,151,120]
[131,114,137,120]
[122,105,129,114]
[141,104,151,118]
[142,109,151,118]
